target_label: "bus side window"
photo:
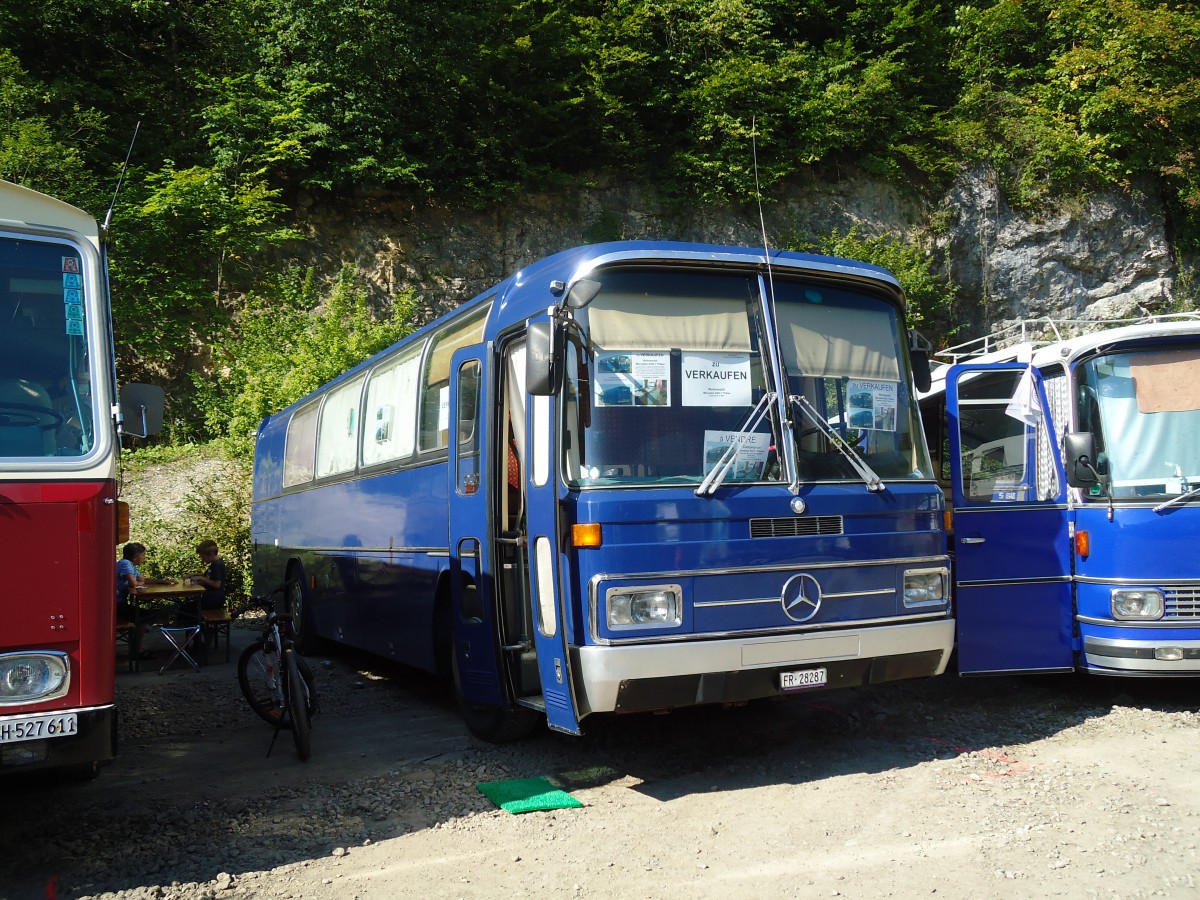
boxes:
[283,402,319,487]
[455,360,481,495]
[419,306,489,454]
[363,344,421,467]
[315,375,365,478]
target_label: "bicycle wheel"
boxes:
[294,652,319,718]
[238,640,291,729]
[285,649,311,761]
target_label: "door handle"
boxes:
[960,536,985,545]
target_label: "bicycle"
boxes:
[236,581,318,761]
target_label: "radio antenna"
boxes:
[102,120,140,239]
[751,115,773,278]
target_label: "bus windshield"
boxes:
[0,233,94,458]
[565,268,932,487]
[1078,346,1200,500]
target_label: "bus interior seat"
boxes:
[0,378,56,456]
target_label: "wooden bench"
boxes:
[202,607,233,663]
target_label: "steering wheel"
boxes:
[0,402,66,430]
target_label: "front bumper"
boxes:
[572,618,954,715]
[0,704,116,774]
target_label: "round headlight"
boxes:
[0,653,70,704]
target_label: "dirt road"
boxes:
[3,618,1199,900]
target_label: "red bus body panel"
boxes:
[0,481,118,770]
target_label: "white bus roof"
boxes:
[0,180,99,241]
[923,314,1200,398]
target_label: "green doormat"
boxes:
[476,776,583,814]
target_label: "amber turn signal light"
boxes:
[572,523,602,548]
[1074,530,1090,558]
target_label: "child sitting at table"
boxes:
[117,541,177,660]
[186,539,227,647]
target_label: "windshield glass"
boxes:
[562,267,932,487]
[0,233,95,458]
[1078,346,1200,499]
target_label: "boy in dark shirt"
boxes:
[188,539,227,647]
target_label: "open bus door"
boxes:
[946,362,1075,674]
[448,348,506,709]
[520,325,583,735]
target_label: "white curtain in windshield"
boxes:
[776,303,899,381]
[588,295,751,351]
[1096,355,1200,485]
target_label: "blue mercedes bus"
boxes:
[251,241,953,739]
[920,315,1200,676]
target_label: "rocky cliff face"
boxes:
[294,166,1192,347]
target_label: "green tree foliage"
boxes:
[125,447,253,603]
[4,0,1200,434]
[949,0,1200,241]
[0,49,104,204]
[191,266,415,454]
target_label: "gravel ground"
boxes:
[3,622,1199,900]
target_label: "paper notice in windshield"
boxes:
[702,430,770,480]
[595,351,670,407]
[846,379,898,431]
[682,352,751,407]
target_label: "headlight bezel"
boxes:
[605,584,683,630]
[1111,588,1165,621]
[0,651,71,706]
[903,567,949,608]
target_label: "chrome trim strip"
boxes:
[695,588,895,608]
[953,504,1071,513]
[956,576,1073,588]
[588,555,946,586]
[1077,615,1200,629]
[273,545,446,554]
[1077,575,1200,587]
[589,611,951,647]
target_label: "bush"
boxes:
[123,447,251,606]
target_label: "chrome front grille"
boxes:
[1165,586,1200,618]
[750,516,844,538]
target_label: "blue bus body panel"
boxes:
[1075,504,1200,671]
[253,464,449,670]
[568,483,946,647]
[951,505,1075,672]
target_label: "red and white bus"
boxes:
[0,180,160,777]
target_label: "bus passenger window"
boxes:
[315,375,365,478]
[419,305,490,453]
[363,345,421,467]
[455,360,481,495]
[283,402,318,487]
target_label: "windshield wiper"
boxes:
[695,392,774,497]
[1153,483,1200,513]
[789,394,885,492]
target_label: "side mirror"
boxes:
[527,321,562,396]
[1064,431,1100,488]
[911,350,931,393]
[565,278,602,310]
[119,383,164,438]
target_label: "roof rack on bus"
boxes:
[934,312,1200,364]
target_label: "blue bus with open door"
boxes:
[921,315,1200,675]
[252,241,954,739]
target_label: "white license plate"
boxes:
[780,667,828,691]
[0,712,78,744]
